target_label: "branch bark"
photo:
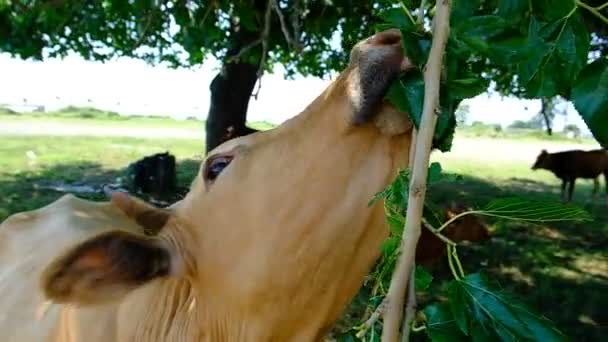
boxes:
[381,1,453,341]
[400,268,417,342]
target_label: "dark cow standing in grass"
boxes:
[531,149,608,203]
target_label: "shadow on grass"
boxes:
[427,174,607,340]
[0,158,201,222]
[337,173,608,341]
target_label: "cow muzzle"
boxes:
[348,29,414,125]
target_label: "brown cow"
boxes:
[416,202,491,269]
[0,29,416,341]
[531,149,608,203]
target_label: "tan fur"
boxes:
[0,195,142,341]
[1,30,415,341]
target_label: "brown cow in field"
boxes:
[416,202,491,269]
[0,29,417,341]
[531,149,608,203]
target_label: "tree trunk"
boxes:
[204,0,268,154]
[540,97,553,136]
[205,61,259,154]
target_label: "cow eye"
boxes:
[204,155,233,182]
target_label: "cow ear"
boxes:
[41,231,174,305]
[111,191,170,235]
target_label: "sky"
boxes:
[0,52,591,134]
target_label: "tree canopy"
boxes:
[0,0,390,77]
[382,0,608,149]
[0,0,606,148]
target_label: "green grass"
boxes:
[0,105,276,131]
[0,113,606,341]
[0,135,204,220]
[459,123,597,145]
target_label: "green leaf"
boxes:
[385,71,423,124]
[415,265,433,291]
[427,162,443,184]
[485,36,529,65]
[424,303,469,342]
[479,197,592,222]
[336,332,358,342]
[518,12,589,98]
[497,0,528,20]
[555,16,590,80]
[517,17,552,85]
[454,15,509,41]
[401,31,431,67]
[380,236,400,258]
[526,64,559,97]
[448,77,490,99]
[385,79,410,115]
[386,214,405,236]
[379,7,415,32]
[448,273,568,341]
[533,0,576,22]
[451,0,481,27]
[386,71,456,152]
[448,280,470,335]
[572,59,608,148]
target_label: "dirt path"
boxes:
[0,120,202,139]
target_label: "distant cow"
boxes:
[417,202,491,268]
[0,29,417,341]
[531,149,608,202]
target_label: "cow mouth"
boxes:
[349,29,414,125]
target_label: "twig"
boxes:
[421,217,456,246]
[597,1,608,11]
[436,210,479,233]
[272,0,302,51]
[252,0,273,99]
[291,0,303,44]
[356,299,387,338]
[400,268,417,342]
[381,1,453,341]
[576,0,608,25]
[417,0,427,26]
[228,39,262,63]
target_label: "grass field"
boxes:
[0,112,606,340]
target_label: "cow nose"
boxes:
[363,29,412,71]
[368,29,402,47]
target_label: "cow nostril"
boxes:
[370,30,401,46]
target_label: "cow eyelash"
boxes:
[203,154,234,182]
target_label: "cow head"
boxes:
[42,29,415,339]
[443,202,490,243]
[531,149,550,170]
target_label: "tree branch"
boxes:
[417,0,427,26]
[381,1,452,341]
[400,268,418,342]
[356,300,386,338]
[271,0,302,51]
[252,0,273,99]
[421,217,456,246]
[577,0,608,25]
[227,39,262,63]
